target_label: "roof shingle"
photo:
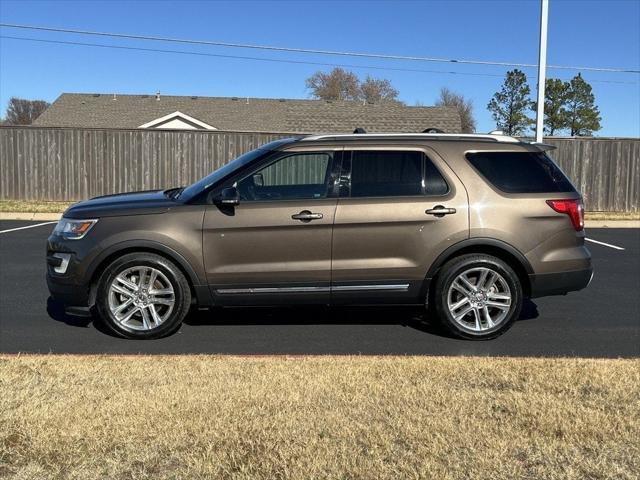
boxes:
[33,93,462,133]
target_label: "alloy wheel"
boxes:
[446,267,512,333]
[107,266,175,331]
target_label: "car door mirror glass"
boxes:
[216,186,240,205]
[252,173,264,187]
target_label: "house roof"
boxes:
[33,93,462,133]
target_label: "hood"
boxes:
[64,190,179,218]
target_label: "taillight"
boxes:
[546,199,584,231]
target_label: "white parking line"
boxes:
[0,221,57,234]
[585,238,625,251]
[0,222,629,253]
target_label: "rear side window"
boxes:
[348,151,448,197]
[466,151,575,193]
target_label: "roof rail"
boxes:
[301,132,521,143]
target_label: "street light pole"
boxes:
[535,0,549,143]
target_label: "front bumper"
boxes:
[47,271,91,307]
[46,233,95,308]
[529,267,593,298]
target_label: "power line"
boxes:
[1,35,637,86]
[1,22,639,74]
[0,36,502,78]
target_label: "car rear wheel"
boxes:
[432,254,523,340]
[96,253,191,339]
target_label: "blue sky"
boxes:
[1,0,638,136]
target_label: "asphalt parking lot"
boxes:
[0,220,638,357]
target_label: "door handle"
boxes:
[291,210,324,222]
[426,205,456,217]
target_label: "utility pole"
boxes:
[535,0,549,143]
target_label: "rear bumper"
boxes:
[529,267,593,298]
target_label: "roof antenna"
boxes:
[353,127,367,134]
[422,128,444,133]
[156,91,161,101]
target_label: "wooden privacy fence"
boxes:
[0,126,638,211]
[0,127,289,202]
[543,137,639,212]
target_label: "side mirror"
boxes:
[216,186,240,206]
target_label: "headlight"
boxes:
[53,218,98,240]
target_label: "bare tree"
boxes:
[305,68,361,101]
[4,97,50,125]
[435,87,476,133]
[359,76,400,103]
[306,68,401,104]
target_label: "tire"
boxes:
[431,254,523,340]
[95,252,192,339]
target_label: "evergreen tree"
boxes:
[565,73,601,136]
[541,78,570,135]
[487,69,533,135]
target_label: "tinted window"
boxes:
[466,151,575,193]
[423,156,449,196]
[180,147,268,200]
[237,152,332,201]
[348,151,447,197]
[180,138,298,201]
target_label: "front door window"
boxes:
[237,152,333,201]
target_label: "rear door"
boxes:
[331,145,469,304]
[203,147,341,305]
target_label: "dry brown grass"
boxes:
[0,355,638,480]
[0,200,72,213]
[584,211,640,220]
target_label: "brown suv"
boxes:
[47,133,592,340]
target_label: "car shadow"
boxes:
[47,297,539,340]
[184,299,540,339]
[46,297,115,337]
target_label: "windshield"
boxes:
[179,138,298,201]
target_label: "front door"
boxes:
[203,149,340,305]
[331,146,469,304]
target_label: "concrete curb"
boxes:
[0,212,62,221]
[585,220,640,228]
[0,212,638,228]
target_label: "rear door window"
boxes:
[466,151,575,193]
[346,150,448,197]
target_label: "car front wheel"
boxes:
[96,253,191,339]
[432,254,523,340]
